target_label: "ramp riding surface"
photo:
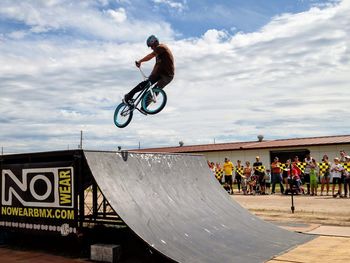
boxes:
[84,151,312,263]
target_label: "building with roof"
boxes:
[134,135,350,166]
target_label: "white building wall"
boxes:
[199,144,350,166]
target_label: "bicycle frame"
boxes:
[119,65,160,118]
[114,65,167,128]
[120,81,156,116]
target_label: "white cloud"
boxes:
[107,8,127,23]
[0,1,175,41]
[153,0,186,12]
[202,29,229,43]
[0,0,349,153]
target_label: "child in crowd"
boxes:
[331,157,343,197]
[265,169,271,194]
[290,167,304,194]
[282,159,291,192]
[309,159,318,196]
[248,175,257,195]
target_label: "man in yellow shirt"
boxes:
[223,158,234,195]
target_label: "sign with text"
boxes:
[0,165,76,235]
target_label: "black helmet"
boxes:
[146,35,159,47]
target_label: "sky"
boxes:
[0,0,349,153]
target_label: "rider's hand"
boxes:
[135,61,141,68]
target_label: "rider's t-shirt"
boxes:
[151,44,174,78]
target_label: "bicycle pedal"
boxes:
[122,98,134,106]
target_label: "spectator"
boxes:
[330,157,344,198]
[271,157,284,194]
[242,161,252,195]
[265,169,271,194]
[343,156,350,198]
[235,160,243,193]
[215,162,223,184]
[292,156,302,176]
[340,150,347,162]
[309,159,318,196]
[223,158,234,195]
[253,156,265,194]
[304,151,314,195]
[282,159,291,192]
[320,155,331,196]
[208,161,215,174]
[290,166,304,194]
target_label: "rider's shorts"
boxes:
[149,74,174,89]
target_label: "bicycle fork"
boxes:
[149,88,157,103]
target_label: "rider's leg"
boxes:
[143,74,174,107]
[139,75,160,107]
[124,80,149,103]
[156,75,174,89]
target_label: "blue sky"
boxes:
[150,0,335,37]
[0,0,336,39]
[0,0,349,153]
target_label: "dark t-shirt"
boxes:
[151,44,174,77]
[253,161,264,176]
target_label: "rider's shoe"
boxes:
[122,97,134,107]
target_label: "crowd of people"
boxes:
[207,150,350,198]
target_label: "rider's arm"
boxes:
[136,52,156,66]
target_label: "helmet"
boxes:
[146,35,159,47]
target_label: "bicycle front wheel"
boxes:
[114,102,133,128]
[141,87,167,115]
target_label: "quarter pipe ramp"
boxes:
[84,151,312,263]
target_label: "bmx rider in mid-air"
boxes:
[123,35,175,106]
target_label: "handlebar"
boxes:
[136,61,147,80]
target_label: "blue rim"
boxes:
[114,103,133,128]
[141,88,167,114]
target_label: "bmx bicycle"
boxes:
[113,66,167,128]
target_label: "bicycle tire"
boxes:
[114,102,133,128]
[141,87,167,115]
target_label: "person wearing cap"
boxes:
[123,35,175,105]
[330,157,344,197]
[253,156,266,194]
[270,157,284,194]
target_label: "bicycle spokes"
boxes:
[114,103,133,128]
[141,88,167,115]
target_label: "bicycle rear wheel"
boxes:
[141,87,167,115]
[114,102,133,128]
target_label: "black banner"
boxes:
[0,162,77,236]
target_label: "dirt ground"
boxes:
[232,193,350,263]
[1,193,349,262]
[232,193,350,227]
